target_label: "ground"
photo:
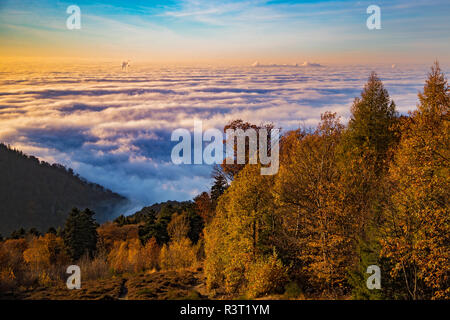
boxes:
[0,268,209,300]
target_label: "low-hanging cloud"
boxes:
[0,63,433,210]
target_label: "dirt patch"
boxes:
[1,269,207,300]
[118,278,128,300]
[126,269,205,300]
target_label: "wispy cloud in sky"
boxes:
[0,0,449,63]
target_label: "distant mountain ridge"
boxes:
[0,143,128,236]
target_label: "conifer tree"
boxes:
[338,72,398,299]
[210,171,228,205]
[63,208,98,261]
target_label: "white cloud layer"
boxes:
[0,62,436,210]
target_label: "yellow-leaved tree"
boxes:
[273,112,355,296]
[205,163,287,297]
[381,62,449,299]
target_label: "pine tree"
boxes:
[63,208,98,261]
[342,72,397,173]
[338,72,399,299]
[139,214,168,245]
[114,214,127,226]
[210,170,228,206]
[10,228,26,239]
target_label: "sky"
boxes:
[1,0,450,64]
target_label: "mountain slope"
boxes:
[0,143,128,236]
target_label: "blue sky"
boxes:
[1,0,449,64]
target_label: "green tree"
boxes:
[341,72,397,174]
[139,214,168,245]
[10,228,26,239]
[210,168,228,206]
[63,208,98,261]
[336,73,398,298]
[47,227,57,235]
[186,210,204,244]
[114,214,127,226]
[28,227,41,237]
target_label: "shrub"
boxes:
[0,267,17,293]
[97,222,139,251]
[142,237,160,270]
[284,281,303,299]
[159,238,197,270]
[204,219,226,291]
[79,251,111,280]
[23,237,51,271]
[38,271,52,287]
[224,254,248,294]
[246,253,288,298]
[108,239,143,273]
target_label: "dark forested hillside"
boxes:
[118,200,194,225]
[0,143,128,236]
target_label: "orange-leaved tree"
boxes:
[381,62,450,300]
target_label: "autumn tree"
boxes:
[23,233,68,272]
[273,112,354,295]
[194,192,214,225]
[159,237,197,270]
[0,238,27,291]
[109,239,136,273]
[97,222,139,251]
[219,120,275,181]
[381,62,449,299]
[167,212,190,241]
[142,237,161,270]
[205,163,282,295]
[23,238,50,270]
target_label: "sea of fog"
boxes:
[0,63,439,212]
